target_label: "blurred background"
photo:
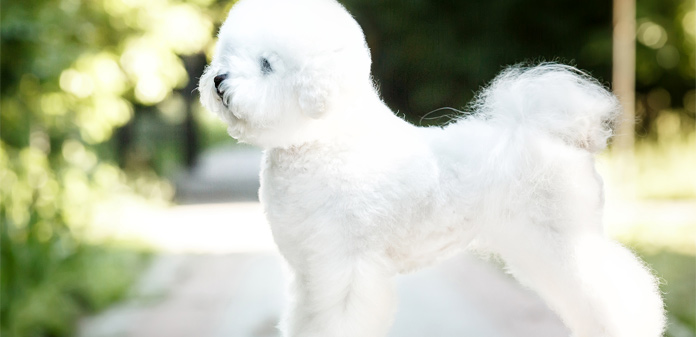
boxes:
[1,0,694,336]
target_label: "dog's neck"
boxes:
[271,88,399,151]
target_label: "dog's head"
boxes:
[199,0,372,148]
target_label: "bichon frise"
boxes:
[199,0,665,336]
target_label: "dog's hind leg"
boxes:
[280,254,396,337]
[482,227,665,337]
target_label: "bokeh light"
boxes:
[637,21,668,49]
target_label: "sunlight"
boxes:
[59,69,94,98]
[135,75,168,105]
[120,38,189,105]
[88,201,276,254]
[40,93,68,116]
[157,4,213,55]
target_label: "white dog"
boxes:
[199,0,665,336]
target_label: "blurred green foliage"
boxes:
[0,143,152,336]
[635,248,696,337]
[343,0,694,131]
[1,0,222,335]
[346,0,614,124]
[633,133,696,199]
[600,139,695,336]
[635,0,696,138]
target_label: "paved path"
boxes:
[174,145,262,204]
[79,195,569,337]
[78,145,695,337]
[78,251,568,337]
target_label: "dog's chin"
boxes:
[207,94,243,124]
[223,105,244,122]
[215,106,282,148]
[217,106,249,137]
[223,117,257,145]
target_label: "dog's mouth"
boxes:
[216,90,231,111]
[213,73,230,109]
[214,88,245,120]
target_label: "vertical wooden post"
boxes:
[612,0,637,198]
[612,0,636,153]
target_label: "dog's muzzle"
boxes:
[214,73,228,99]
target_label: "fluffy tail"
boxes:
[472,63,621,153]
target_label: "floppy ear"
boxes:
[296,69,334,119]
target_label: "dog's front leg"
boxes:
[280,254,397,337]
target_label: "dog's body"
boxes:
[199,0,665,336]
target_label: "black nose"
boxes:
[214,73,228,90]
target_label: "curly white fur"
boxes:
[199,0,665,336]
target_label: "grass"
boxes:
[600,133,696,337]
[637,249,696,337]
[2,244,150,337]
[1,145,158,337]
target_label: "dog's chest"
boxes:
[258,145,394,253]
[260,145,383,221]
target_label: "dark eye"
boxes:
[261,57,273,75]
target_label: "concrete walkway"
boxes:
[78,250,568,337]
[77,145,695,337]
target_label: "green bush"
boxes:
[0,144,151,337]
[0,0,219,335]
